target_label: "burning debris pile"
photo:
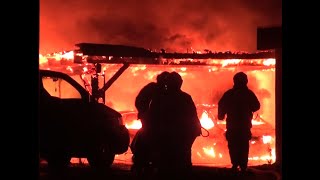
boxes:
[39,43,276,167]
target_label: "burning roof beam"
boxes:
[76,43,275,60]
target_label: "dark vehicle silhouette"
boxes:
[39,69,130,169]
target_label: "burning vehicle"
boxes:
[39,69,130,169]
[39,43,277,167]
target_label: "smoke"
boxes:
[40,0,281,54]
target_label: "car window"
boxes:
[42,76,81,99]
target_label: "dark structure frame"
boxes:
[257,26,282,170]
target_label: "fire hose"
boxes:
[200,126,210,137]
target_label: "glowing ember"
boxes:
[39,54,48,65]
[263,58,276,66]
[61,51,74,60]
[200,112,214,129]
[221,59,241,67]
[38,51,276,68]
[262,135,272,144]
[203,147,216,158]
[66,66,73,73]
[252,119,265,125]
[125,120,142,130]
[70,158,88,164]
[83,67,89,73]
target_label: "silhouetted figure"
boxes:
[135,71,170,126]
[131,71,170,173]
[149,71,201,178]
[218,72,260,173]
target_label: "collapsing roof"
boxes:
[76,43,275,65]
[75,43,275,63]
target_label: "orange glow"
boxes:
[221,59,241,67]
[39,52,276,68]
[66,66,74,73]
[39,52,276,167]
[125,120,142,130]
[203,147,216,158]
[62,51,74,60]
[39,54,48,65]
[199,112,214,129]
[70,158,88,164]
[252,119,265,125]
[39,51,75,66]
[262,135,272,144]
[263,58,276,66]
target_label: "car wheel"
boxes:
[87,144,115,169]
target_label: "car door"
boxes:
[39,73,94,149]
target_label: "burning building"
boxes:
[39,43,277,167]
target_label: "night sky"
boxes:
[40,0,281,54]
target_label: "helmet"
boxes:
[233,72,248,86]
[156,71,170,85]
[167,71,183,90]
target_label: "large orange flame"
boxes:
[39,50,276,167]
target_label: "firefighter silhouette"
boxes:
[148,71,201,178]
[218,72,260,173]
[130,71,170,173]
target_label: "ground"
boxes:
[39,162,281,180]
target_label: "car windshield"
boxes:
[42,76,82,99]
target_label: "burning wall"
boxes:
[100,64,275,126]
[96,64,276,166]
[40,57,276,167]
[40,0,281,167]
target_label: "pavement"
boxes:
[39,162,282,180]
